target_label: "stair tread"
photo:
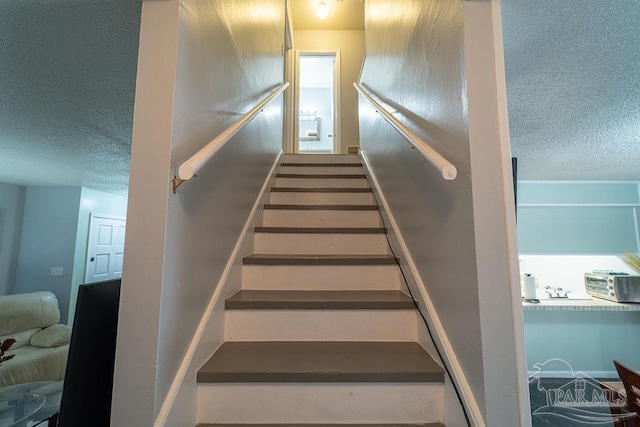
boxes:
[225,290,414,309]
[281,163,362,167]
[264,204,379,211]
[198,424,445,427]
[254,227,386,234]
[243,254,397,265]
[276,173,367,179]
[271,187,372,193]
[197,341,444,383]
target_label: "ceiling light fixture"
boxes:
[317,2,329,19]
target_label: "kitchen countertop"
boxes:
[522,296,640,311]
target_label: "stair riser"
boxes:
[225,310,417,341]
[274,177,370,188]
[254,233,389,255]
[262,210,381,227]
[269,192,375,205]
[242,265,401,290]
[281,154,360,163]
[280,166,364,175]
[197,383,444,424]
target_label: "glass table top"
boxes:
[0,382,63,427]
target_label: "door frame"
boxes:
[294,49,341,154]
[283,0,295,153]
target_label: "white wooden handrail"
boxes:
[353,82,457,180]
[173,82,289,192]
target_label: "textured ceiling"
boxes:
[2,0,636,197]
[290,0,364,30]
[502,0,640,181]
[0,0,141,196]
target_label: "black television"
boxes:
[58,279,121,427]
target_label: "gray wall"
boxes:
[111,0,285,424]
[359,0,527,425]
[0,182,26,296]
[2,184,128,322]
[14,186,81,322]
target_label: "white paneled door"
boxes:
[84,214,126,283]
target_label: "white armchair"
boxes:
[0,291,72,387]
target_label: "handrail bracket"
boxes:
[172,176,185,193]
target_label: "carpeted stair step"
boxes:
[225,290,414,310]
[197,341,443,383]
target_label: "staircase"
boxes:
[196,154,446,427]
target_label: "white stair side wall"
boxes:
[225,309,418,341]
[361,150,483,427]
[154,153,282,427]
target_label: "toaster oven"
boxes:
[585,273,640,303]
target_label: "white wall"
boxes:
[111,0,285,425]
[0,182,26,296]
[359,0,528,425]
[14,186,82,323]
[299,87,332,151]
[294,30,364,153]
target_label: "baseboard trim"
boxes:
[153,150,283,427]
[360,150,485,427]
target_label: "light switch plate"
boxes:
[51,267,63,276]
